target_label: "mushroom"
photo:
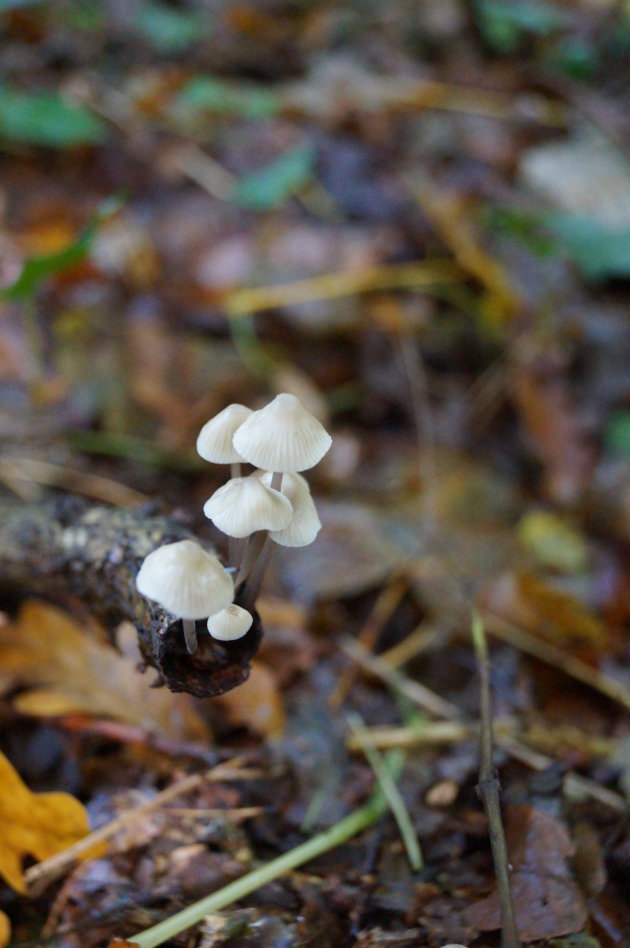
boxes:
[203,474,292,539]
[136,539,234,655]
[197,403,252,478]
[232,392,332,489]
[258,471,321,547]
[207,603,253,641]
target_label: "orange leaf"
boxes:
[0,602,208,741]
[0,751,95,894]
[215,662,285,739]
[0,911,10,947]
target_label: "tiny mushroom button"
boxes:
[207,603,253,641]
[135,539,234,655]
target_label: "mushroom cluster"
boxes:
[135,393,331,655]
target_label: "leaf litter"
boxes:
[2,1,630,945]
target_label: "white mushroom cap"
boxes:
[207,604,253,641]
[232,392,332,473]
[196,403,252,464]
[258,471,322,547]
[203,474,292,538]
[136,540,234,619]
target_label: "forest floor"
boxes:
[1,2,630,946]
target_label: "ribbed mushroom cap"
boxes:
[197,403,252,464]
[207,604,253,641]
[259,471,322,547]
[232,392,332,473]
[203,474,292,538]
[136,539,234,619]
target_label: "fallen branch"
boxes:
[0,496,261,697]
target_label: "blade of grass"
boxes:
[347,712,423,871]
[126,755,403,948]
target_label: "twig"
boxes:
[343,632,628,812]
[0,456,148,507]
[123,756,404,948]
[329,574,408,707]
[482,610,630,714]
[340,637,463,721]
[347,713,423,871]
[471,612,521,948]
[25,758,257,895]
[225,259,464,317]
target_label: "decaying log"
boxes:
[0,496,262,698]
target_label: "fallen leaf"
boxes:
[518,509,588,574]
[463,805,588,942]
[484,571,606,648]
[0,750,96,894]
[0,602,207,740]
[0,911,9,948]
[215,661,285,739]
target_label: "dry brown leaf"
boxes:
[463,805,587,942]
[215,661,285,739]
[0,750,99,894]
[0,602,207,741]
[484,571,606,648]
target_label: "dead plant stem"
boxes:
[472,612,521,948]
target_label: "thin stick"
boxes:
[25,758,255,895]
[341,636,463,721]
[330,575,408,707]
[472,612,521,948]
[225,259,464,317]
[126,756,403,948]
[343,624,627,813]
[482,610,630,714]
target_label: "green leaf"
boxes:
[475,0,563,53]
[1,196,123,301]
[231,145,315,211]
[176,76,280,119]
[0,86,106,147]
[605,411,630,456]
[133,2,210,53]
[543,212,630,281]
[0,0,42,11]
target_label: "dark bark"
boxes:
[0,495,262,698]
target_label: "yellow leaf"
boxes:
[0,911,10,947]
[215,662,285,739]
[0,751,93,893]
[0,602,208,741]
[518,509,588,574]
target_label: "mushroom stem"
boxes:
[236,532,265,587]
[228,462,242,564]
[240,536,274,611]
[270,471,283,492]
[182,619,198,655]
[231,535,249,573]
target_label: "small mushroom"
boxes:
[203,474,292,539]
[258,471,321,547]
[197,403,252,477]
[207,603,253,641]
[136,539,234,655]
[232,392,332,476]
